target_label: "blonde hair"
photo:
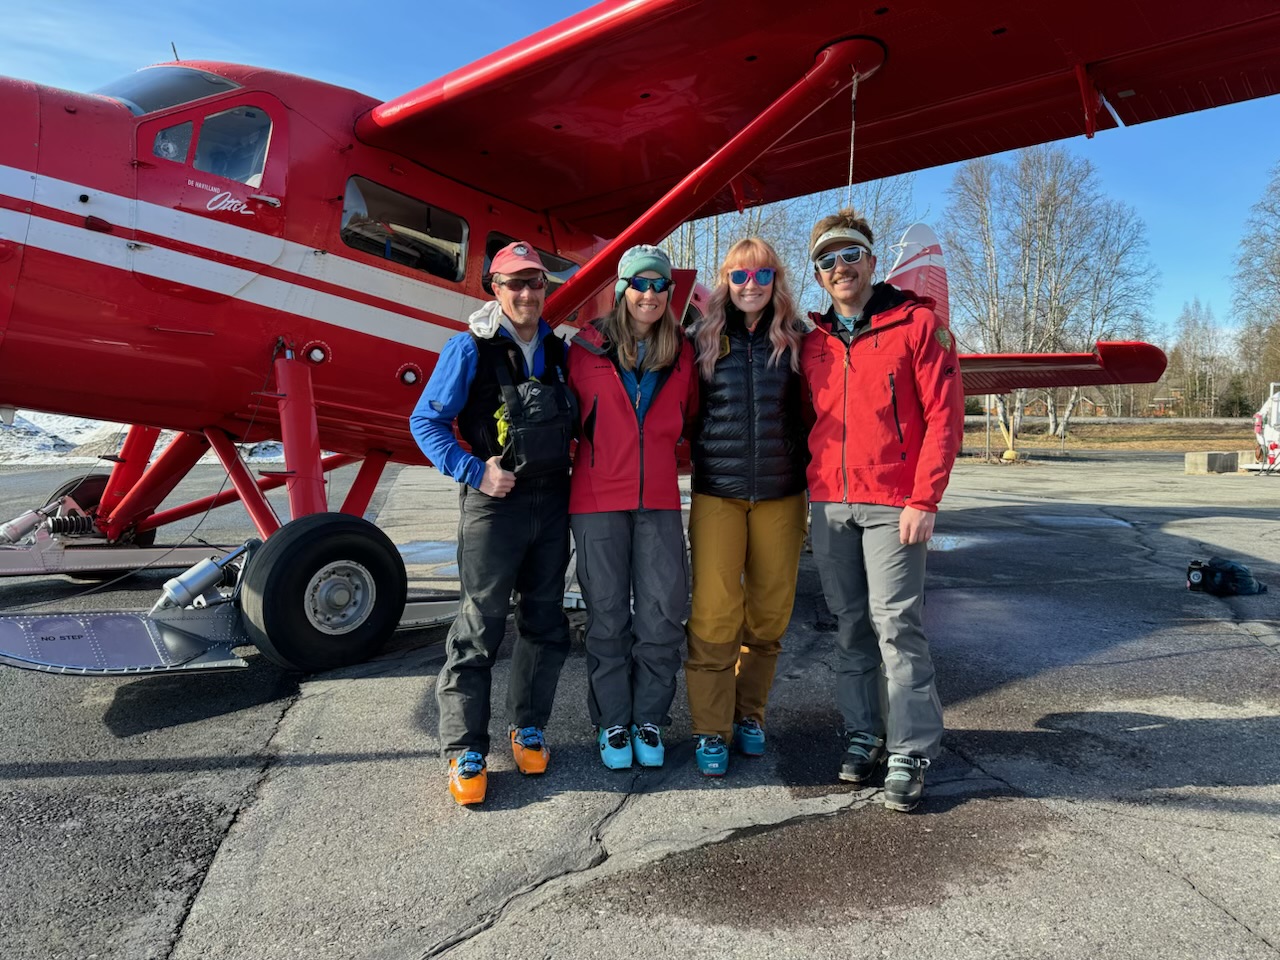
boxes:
[602,297,683,372]
[694,238,806,379]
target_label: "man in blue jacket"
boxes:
[410,240,574,806]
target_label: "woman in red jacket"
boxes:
[567,244,698,771]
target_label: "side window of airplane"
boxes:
[153,121,194,164]
[340,177,468,283]
[192,106,273,187]
[483,232,579,296]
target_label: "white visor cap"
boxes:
[809,227,873,262]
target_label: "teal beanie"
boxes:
[614,244,673,302]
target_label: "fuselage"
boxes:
[0,62,613,464]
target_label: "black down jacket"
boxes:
[689,309,809,501]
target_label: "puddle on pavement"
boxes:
[1026,515,1132,528]
[398,541,460,578]
[928,534,987,551]
[575,794,1051,928]
[398,541,456,563]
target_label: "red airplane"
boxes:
[1,0,1271,675]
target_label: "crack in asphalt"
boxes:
[951,742,1280,954]
[944,741,1029,799]
[160,687,303,960]
[417,771,894,958]
[1056,798,1280,840]
[417,777,640,958]
[1119,838,1280,955]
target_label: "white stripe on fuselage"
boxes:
[0,163,485,348]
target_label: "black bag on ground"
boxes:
[1187,557,1268,596]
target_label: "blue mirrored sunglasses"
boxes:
[628,276,673,293]
[814,246,870,271]
[728,267,775,286]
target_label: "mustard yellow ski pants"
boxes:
[685,491,808,740]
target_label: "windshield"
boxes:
[93,66,240,116]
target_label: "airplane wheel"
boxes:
[239,513,407,673]
[48,472,157,547]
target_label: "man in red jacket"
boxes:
[799,208,965,812]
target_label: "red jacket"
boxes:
[800,286,964,511]
[567,320,698,513]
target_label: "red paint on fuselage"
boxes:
[0,63,611,464]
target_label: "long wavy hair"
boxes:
[600,296,683,372]
[694,238,806,380]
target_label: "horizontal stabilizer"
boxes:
[959,342,1168,396]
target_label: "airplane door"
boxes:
[132,95,287,300]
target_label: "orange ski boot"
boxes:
[511,726,550,775]
[448,751,487,806]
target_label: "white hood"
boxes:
[467,300,505,338]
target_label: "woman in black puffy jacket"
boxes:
[685,237,810,776]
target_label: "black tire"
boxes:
[239,513,408,673]
[48,472,157,547]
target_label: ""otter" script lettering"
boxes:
[206,191,254,216]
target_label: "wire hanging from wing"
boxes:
[843,70,860,210]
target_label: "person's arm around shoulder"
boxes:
[902,305,965,542]
[409,334,514,496]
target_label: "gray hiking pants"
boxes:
[810,501,944,758]
[436,478,572,758]
[570,510,690,729]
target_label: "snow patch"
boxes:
[0,413,287,465]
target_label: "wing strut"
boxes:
[544,35,886,324]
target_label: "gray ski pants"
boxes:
[570,509,690,729]
[809,501,944,758]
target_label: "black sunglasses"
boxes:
[814,246,870,272]
[494,276,546,291]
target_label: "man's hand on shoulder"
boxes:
[479,455,516,498]
[899,505,935,544]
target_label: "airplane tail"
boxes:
[885,223,949,326]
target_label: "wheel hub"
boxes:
[304,560,376,635]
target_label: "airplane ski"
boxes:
[0,608,248,675]
[0,597,463,675]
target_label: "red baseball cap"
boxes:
[490,240,546,276]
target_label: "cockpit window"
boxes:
[94,66,240,116]
[153,121,193,164]
[193,107,271,186]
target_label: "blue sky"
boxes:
[6,0,1277,339]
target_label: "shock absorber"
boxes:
[46,515,99,536]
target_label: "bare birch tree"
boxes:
[942,145,1155,448]
[1232,161,1280,401]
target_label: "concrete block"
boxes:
[1184,451,1238,474]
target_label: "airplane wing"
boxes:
[355,0,1280,236]
[883,224,1167,397]
[958,343,1168,397]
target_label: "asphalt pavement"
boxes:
[1,455,1278,959]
